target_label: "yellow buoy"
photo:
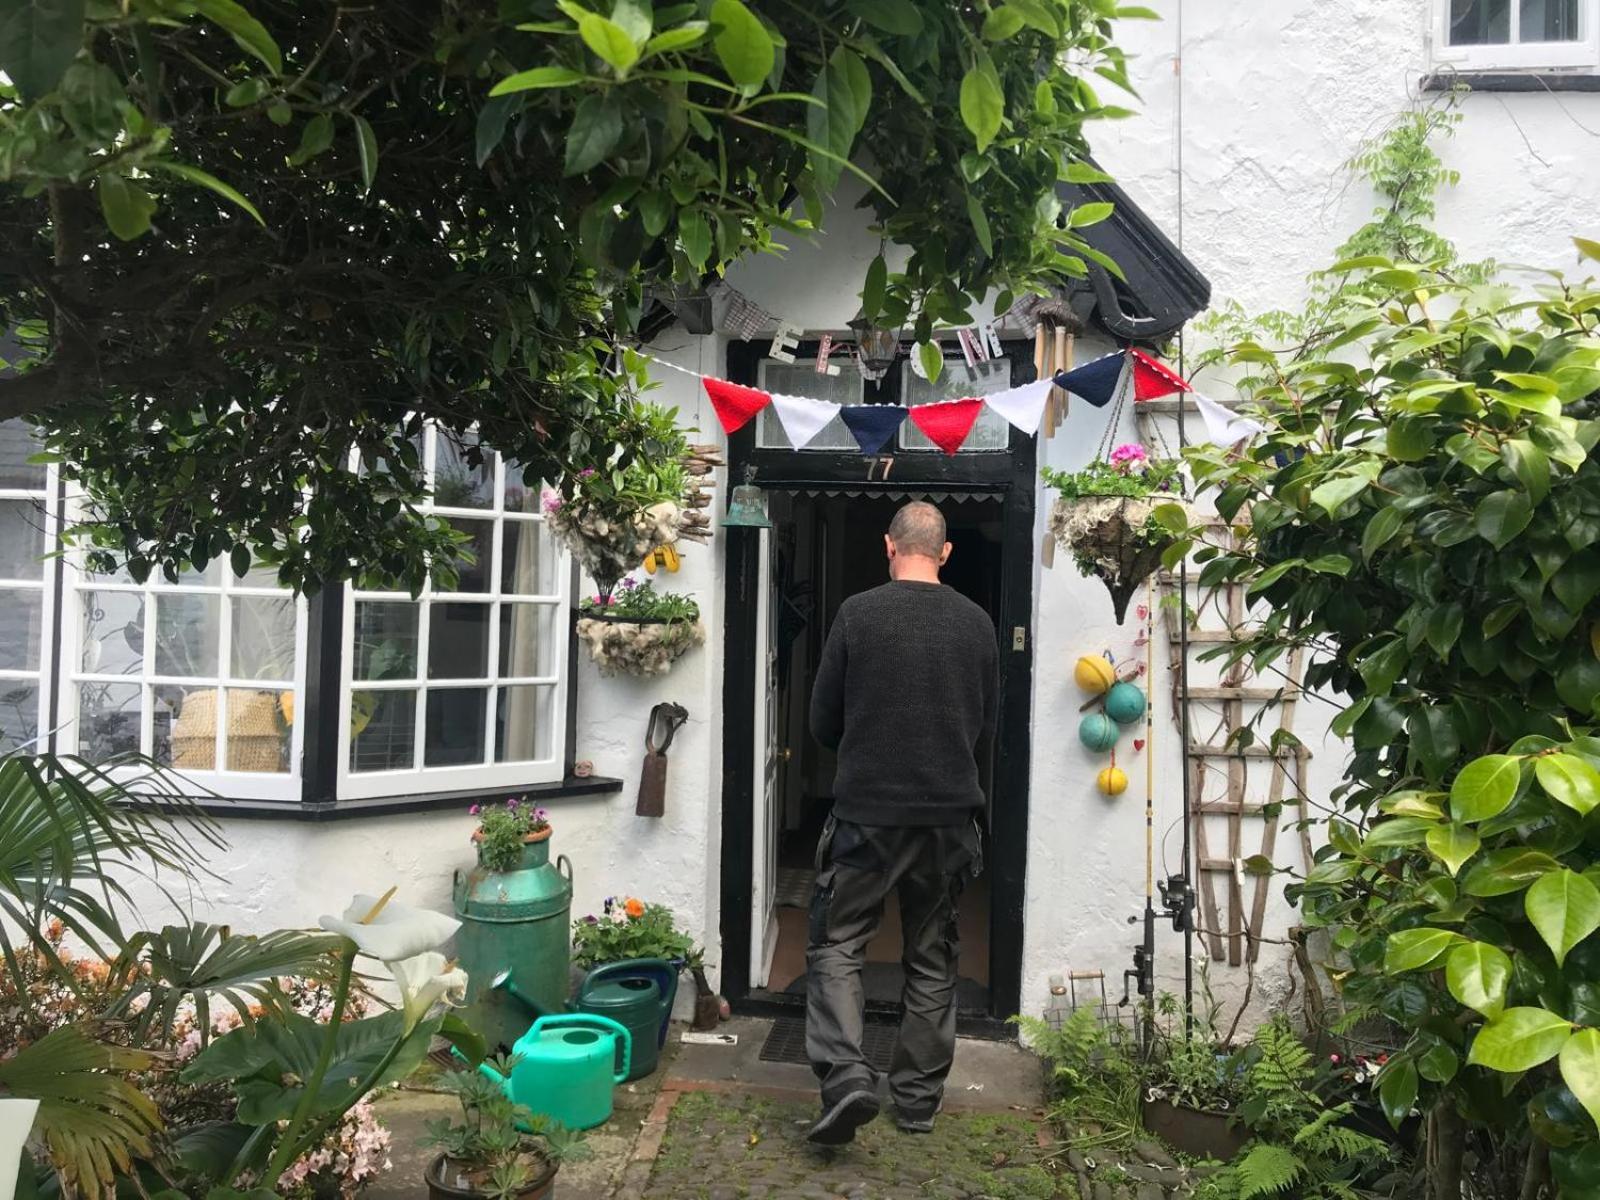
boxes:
[1097,766,1128,796]
[1074,655,1116,695]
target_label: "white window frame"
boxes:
[1432,0,1600,70]
[335,430,570,800]
[58,509,309,802]
[0,457,57,756]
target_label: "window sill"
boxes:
[1422,70,1600,92]
[173,775,624,821]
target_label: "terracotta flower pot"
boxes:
[425,1151,557,1200]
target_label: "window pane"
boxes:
[225,688,291,773]
[232,596,297,681]
[433,431,494,509]
[80,590,145,675]
[0,589,42,671]
[154,593,221,677]
[501,521,560,596]
[354,602,419,681]
[756,361,864,450]
[425,687,487,766]
[1450,0,1510,43]
[496,685,554,762]
[0,421,45,490]
[499,603,559,678]
[0,499,46,579]
[0,682,39,754]
[1521,0,1579,38]
[154,683,216,771]
[900,359,1013,452]
[79,682,142,761]
[505,462,543,514]
[438,519,493,594]
[428,603,490,680]
[351,688,416,772]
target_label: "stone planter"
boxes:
[576,614,704,678]
[1139,1095,1246,1161]
[425,1151,557,1199]
[1049,495,1186,624]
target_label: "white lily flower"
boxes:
[0,1100,39,1200]
[390,951,469,1032]
[319,890,461,963]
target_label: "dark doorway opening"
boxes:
[760,491,1002,1013]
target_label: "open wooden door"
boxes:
[749,525,783,987]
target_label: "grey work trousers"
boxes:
[804,816,982,1118]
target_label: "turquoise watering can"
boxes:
[479,1013,631,1131]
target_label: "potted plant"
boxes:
[542,402,697,601]
[422,1067,587,1200]
[575,576,704,677]
[573,897,720,1030]
[1043,442,1187,623]
[470,797,553,871]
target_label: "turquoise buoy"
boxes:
[1078,712,1120,753]
[1105,681,1147,726]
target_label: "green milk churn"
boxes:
[453,830,573,1054]
[574,958,678,1081]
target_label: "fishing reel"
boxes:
[1158,874,1196,934]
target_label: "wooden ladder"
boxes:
[1137,398,1314,967]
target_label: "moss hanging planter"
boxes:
[577,614,704,677]
[546,499,682,600]
[1050,494,1187,624]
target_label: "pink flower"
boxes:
[468,804,480,816]
[579,467,597,478]
[506,797,518,809]
[540,487,563,514]
[1109,442,1149,473]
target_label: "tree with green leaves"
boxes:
[0,0,1141,593]
[1173,104,1600,1199]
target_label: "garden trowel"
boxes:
[637,702,688,817]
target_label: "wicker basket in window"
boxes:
[172,689,285,772]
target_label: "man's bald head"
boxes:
[887,501,947,561]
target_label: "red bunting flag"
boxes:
[703,376,772,433]
[909,398,985,456]
[1128,349,1192,402]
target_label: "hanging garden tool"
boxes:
[1043,349,1194,624]
[636,702,688,818]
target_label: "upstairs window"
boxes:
[1435,0,1599,69]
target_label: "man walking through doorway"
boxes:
[804,500,998,1144]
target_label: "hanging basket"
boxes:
[1050,495,1187,625]
[576,615,705,678]
[547,501,683,598]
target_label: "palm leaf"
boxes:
[0,753,223,993]
[108,923,344,1045]
[0,1026,163,1196]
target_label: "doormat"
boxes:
[775,867,813,909]
[758,1015,897,1070]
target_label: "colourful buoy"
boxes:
[1078,712,1120,753]
[1105,681,1148,726]
[1074,655,1116,695]
[1097,766,1129,796]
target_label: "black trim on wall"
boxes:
[1422,70,1600,91]
[298,582,346,806]
[717,339,1037,1022]
[162,775,623,822]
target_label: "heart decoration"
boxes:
[1133,739,1146,753]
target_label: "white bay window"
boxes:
[1434,0,1599,70]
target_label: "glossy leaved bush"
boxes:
[0,0,1144,593]
[1175,242,1600,1196]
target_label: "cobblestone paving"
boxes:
[645,1090,1065,1200]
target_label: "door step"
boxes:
[759,1015,897,1070]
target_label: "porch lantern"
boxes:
[722,465,772,529]
[848,313,900,374]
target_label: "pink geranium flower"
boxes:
[1109,442,1149,472]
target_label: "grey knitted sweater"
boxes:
[809,580,998,826]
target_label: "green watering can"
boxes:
[573,958,678,1082]
[479,1013,632,1131]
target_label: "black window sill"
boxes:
[1422,70,1600,92]
[173,775,623,822]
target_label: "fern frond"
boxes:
[1237,1143,1305,1198]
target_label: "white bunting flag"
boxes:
[1193,392,1266,447]
[981,378,1052,437]
[769,392,841,449]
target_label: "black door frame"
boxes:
[717,339,1037,1037]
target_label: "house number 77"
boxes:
[866,456,895,481]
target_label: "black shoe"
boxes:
[894,1110,936,1134]
[807,1090,880,1145]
